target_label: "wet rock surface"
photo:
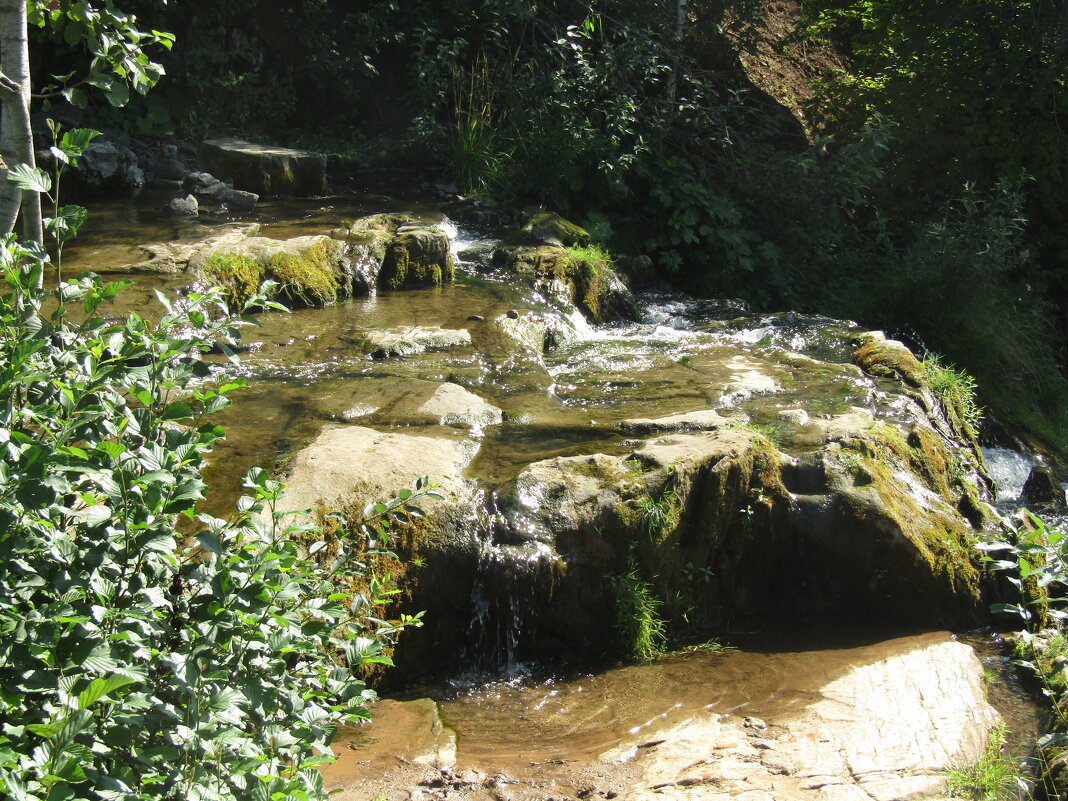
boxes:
[63,193,1018,801]
[323,634,1002,801]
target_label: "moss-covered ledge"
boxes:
[194,235,348,307]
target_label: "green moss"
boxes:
[262,241,342,306]
[518,209,591,248]
[844,427,983,604]
[201,241,344,308]
[381,229,455,290]
[854,333,926,387]
[565,244,615,322]
[200,252,265,305]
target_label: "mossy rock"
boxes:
[379,225,455,290]
[196,235,347,308]
[508,208,591,248]
[854,332,926,388]
[491,244,638,323]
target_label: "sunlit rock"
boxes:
[613,636,999,801]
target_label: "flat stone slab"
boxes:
[276,425,476,523]
[201,137,327,195]
[612,635,1000,801]
[313,380,502,431]
[375,382,503,430]
[618,409,731,434]
[358,326,473,359]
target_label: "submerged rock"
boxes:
[163,194,198,218]
[318,380,502,431]
[182,171,259,212]
[355,326,473,359]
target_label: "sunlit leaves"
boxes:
[0,248,431,800]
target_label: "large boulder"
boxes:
[192,234,350,307]
[200,137,327,195]
[117,228,352,307]
[380,223,455,289]
[48,136,143,193]
[335,214,455,292]
[491,243,637,323]
[182,171,259,212]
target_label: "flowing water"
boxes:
[65,189,1046,793]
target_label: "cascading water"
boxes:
[982,446,1042,508]
[463,492,563,677]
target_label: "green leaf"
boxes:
[162,401,193,420]
[84,505,111,527]
[78,674,136,709]
[44,205,88,245]
[104,82,130,108]
[7,164,52,194]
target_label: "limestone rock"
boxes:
[200,137,327,195]
[375,383,502,430]
[491,309,578,355]
[69,138,142,192]
[380,224,455,289]
[355,326,473,359]
[164,194,198,218]
[618,410,731,434]
[616,636,1000,801]
[491,244,638,323]
[126,224,262,274]
[511,208,591,248]
[334,214,454,292]
[276,425,474,523]
[854,331,925,388]
[181,171,259,212]
[319,380,502,431]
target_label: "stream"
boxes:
[66,187,1047,800]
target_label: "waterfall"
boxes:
[982,447,1042,508]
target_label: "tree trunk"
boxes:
[665,0,688,118]
[0,0,42,244]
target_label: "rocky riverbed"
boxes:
[66,173,1041,800]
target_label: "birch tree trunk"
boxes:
[0,0,43,244]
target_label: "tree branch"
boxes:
[0,71,22,103]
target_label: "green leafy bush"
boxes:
[978,513,1068,796]
[0,241,428,800]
